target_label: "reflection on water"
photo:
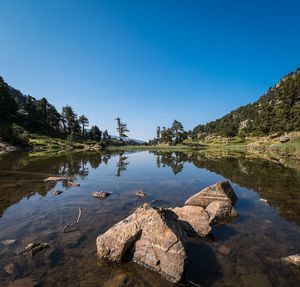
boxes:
[151,150,300,224]
[0,150,299,286]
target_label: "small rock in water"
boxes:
[281,254,300,267]
[218,245,232,256]
[135,190,147,198]
[44,176,68,182]
[67,181,80,187]
[93,191,111,198]
[20,242,50,256]
[4,263,15,274]
[259,198,268,204]
[1,239,16,245]
[53,190,63,195]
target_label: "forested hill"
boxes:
[192,68,300,138]
[0,76,112,145]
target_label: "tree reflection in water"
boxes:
[116,152,129,177]
[0,149,300,224]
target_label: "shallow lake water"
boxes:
[0,150,299,287]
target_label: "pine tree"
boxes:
[61,105,78,134]
[115,117,129,139]
[78,115,89,137]
[89,125,102,141]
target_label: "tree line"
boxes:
[149,120,189,145]
[0,76,130,145]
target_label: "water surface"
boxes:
[0,150,299,286]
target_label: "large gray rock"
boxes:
[96,203,187,283]
[185,180,237,208]
[171,205,211,237]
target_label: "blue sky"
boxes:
[0,0,299,140]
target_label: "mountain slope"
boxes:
[193,68,300,138]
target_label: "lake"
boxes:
[0,150,299,286]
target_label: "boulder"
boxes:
[96,203,187,283]
[171,205,211,237]
[185,181,237,208]
[205,201,238,223]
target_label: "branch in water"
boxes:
[62,208,82,233]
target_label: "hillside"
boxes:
[0,76,63,145]
[0,76,136,150]
[192,68,300,139]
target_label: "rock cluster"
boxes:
[96,180,238,283]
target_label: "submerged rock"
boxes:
[93,191,111,198]
[135,190,147,198]
[53,190,63,195]
[171,205,211,237]
[185,180,237,208]
[96,203,187,283]
[1,239,16,245]
[217,245,232,256]
[102,272,131,287]
[4,263,15,274]
[281,254,300,267]
[205,201,238,222]
[19,242,50,256]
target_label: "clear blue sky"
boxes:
[0,0,299,140]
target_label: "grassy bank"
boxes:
[105,144,193,152]
[183,133,300,158]
[3,132,300,162]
